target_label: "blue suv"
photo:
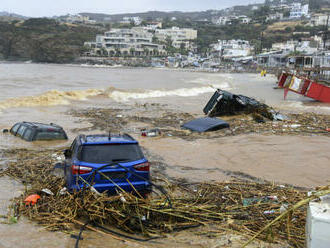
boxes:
[63,134,151,195]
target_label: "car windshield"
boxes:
[79,144,144,164]
[35,131,66,140]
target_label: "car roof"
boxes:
[80,134,138,145]
[16,122,64,131]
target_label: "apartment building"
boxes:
[211,40,254,58]
[289,3,309,19]
[155,27,197,50]
[85,28,166,56]
[310,13,330,27]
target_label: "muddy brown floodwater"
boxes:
[0,63,329,247]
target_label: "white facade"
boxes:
[144,22,162,31]
[239,16,251,24]
[86,28,166,56]
[121,16,142,25]
[310,14,330,27]
[267,12,284,21]
[63,14,90,24]
[213,16,230,25]
[290,3,309,19]
[272,39,320,54]
[213,15,251,25]
[212,40,254,58]
[155,27,197,50]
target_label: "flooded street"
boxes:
[0,62,329,247]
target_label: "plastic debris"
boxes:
[141,128,161,137]
[41,188,54,196]
[119,193,127,203]
[280,204,289,213]
[272,112,289,121]
[263,210,276,215]
[59,187,67,195]
[24,194,41,206]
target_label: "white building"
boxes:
[211,40,254,58]
[310,13,330,27]
[267,12,284,21]
[272,40,296,51]
[155,27,197,50]
[239,16,251,24]
[62,14,91,24]
[85,28,166,56]
[213,15,251,25]
[212,16,230,25]
[144,22,162,31]
[272,38,320,54]
[290,3,309,19]
[121,16,142,25]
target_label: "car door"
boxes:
[64,139,77,185]
[16,125,27,139]
[22,128,34,141]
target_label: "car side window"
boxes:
[22,128,33,141]
[16,125,27,137]
[70,139,77,152]
[10,124,21,135]
[35,131,66,140]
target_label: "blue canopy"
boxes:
[182,117,229,132]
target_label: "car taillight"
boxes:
[133,162,150,171]
[71,165,93,175]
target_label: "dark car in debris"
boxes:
[8,122,68,142]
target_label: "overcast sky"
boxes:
[2,0,265,17]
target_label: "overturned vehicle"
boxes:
[203,89,275,120]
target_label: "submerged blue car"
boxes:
[63,134,151,196]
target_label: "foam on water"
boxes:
[0,81,232,110]
[107,82,231,102]
[0,89,102,110]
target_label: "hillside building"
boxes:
[289,3,309,19]
[155,27,197,51]
[85,28,166,57]
[121,16,142,25]
[310,13,330,27]
[211,40,254,58]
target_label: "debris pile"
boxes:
[70,106,330,141]
[1,149,329,247]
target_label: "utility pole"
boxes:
[323,14,329,50]
[260,31,264,54]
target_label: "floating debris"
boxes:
[1,149,329,247]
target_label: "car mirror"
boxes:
[2,129,9,133]
[64,149,72,158]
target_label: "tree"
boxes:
[143,47,149,56]
[152,36,159,43]
[129,47,135,56]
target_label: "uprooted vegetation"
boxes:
[1,149,330,247]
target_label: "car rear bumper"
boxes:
[69,181,152,194]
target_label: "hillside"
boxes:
[0,11,28,19]
[79,4,264,23]
[0,18,104,63]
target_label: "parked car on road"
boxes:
[7,122,68,142]
[63,133,151,195]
